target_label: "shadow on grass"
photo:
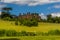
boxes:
[0,38,20,40]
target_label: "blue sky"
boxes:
[0,0,60,16]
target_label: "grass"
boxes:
[0,36,60,40]
[0,20,60,40]
[0,20,60,32]
[19,36,60,40]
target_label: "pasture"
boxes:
[0,20,60,32]
[0,36,60,40]
[0,20,60,40]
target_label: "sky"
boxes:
[0,0,60,16]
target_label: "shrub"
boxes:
[21,31,28,36]
[15,21,18,25]
[48,30,60,35]
[17,31,36,36]
[0,30,37,37]
[19,19,38,27]
[0,30,6,36]
[27,32,36,36]
[0,38,20,40]
[6,30,17,37]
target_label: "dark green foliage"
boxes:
[27,32,36,36]
[20,31,28,36]
[0,30,37,37]
[36,30,60,36]
[47,14,60,23]
[0,30,60,36]
[48,30,60,35]
[6,30,17,37]
[1,7,17,21]
[0,30,6,36]
[15,21,18,25]
[1,7,12,18]
[17,12,40,27]
[0,38,19,40]
[19,31,36,36]
[19,19,38,27]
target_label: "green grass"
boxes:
[0,20,60,32]
[0,20,60,40]
[19,36,60,40]
[0,36,60,40]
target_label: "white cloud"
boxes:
[1,0,60,6]
[51,13,60,17]
[39,13,47,19]
[47,4,60,10]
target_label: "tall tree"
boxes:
[47,14,52,22]
[2,7,12,14]
[1,7,12,18]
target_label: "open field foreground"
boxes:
[0,20,60,32]
[0,36,60,40]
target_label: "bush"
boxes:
[6,30,17,37]
[0,30,37,37]
[15,21,18,25]
[17,31,36,36]
[48,30,60,35]
[20,31,28,36]
[19,19,38,27]
[27,32,36,36]
[0,38,20,40]
[0,30,6,36]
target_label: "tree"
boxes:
[47,14,53,22]
[1,7,12,18]
[2,7,12,14]
[19,18,38,27]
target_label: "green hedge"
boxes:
[0,30,36,37]
[0,29,60,37]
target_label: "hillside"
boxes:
[0,20,60,32]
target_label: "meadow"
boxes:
[0,36,60,40]
[0,20,60,40]
[0,20,60,32]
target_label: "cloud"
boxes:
[47,4,60,10]
[51,12,60,17]
[1,0,60,6]
[39,13,47,19]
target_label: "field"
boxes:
[16,36,60,40]
[0,20,60,32]
[0,36,60,40]
[0,20,60,40]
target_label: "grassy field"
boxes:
[18,36,60,40]
[0,20,60,32]
[0,20,60,40]
[0,36,60,40]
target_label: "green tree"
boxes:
[1,7,12,18]
[47,14,53,23]
[2,7,12,13]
